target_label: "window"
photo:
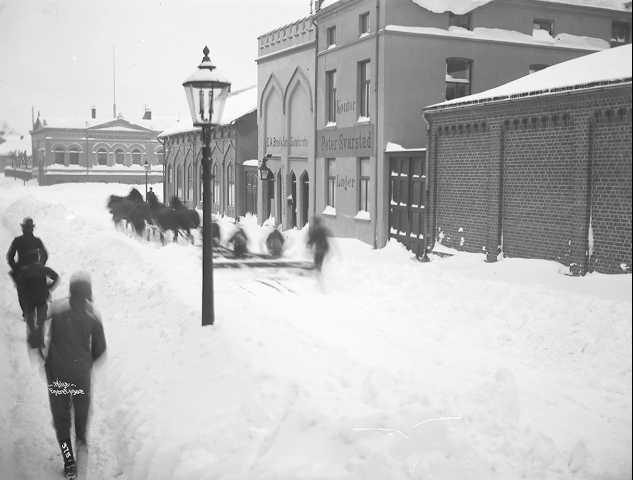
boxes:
[326,70,337,124]
[187,163,193,200]
[529,64,548,74]
[358,157,370,212]
[69,146,80,165]
[445,58,472,100]
[359,12,370,35]
[358,60,371,119]
[115,149,125,165]
[227,164,235,207]
[533,19,554,37]
[131,149,142,165]
[326,158,336,208]
[212,164,220,205]
[326,26,336,47]
[54,146,65,164]
[97,148,108,165]
[176,165,183,198]
[611,21,630,46]
[449,13,471,30]
[167,165,172,192]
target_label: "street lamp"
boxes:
[143,159,150,199]
[183,46,231,327]
[259,154,273,181]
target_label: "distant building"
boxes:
[158,86,258,217]
[424,44,632,274]
[1,132,33,181]
[29,107,172,186]
[258,0,632,251]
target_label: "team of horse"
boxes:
[107,188,200,244]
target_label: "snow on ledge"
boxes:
[409,0,493,14]
[322,206,336,216]
[354,210,371,221]
[242,159,259,167]
[385,142,427,153]
[385,25,608,51]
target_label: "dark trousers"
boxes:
[24,301,47,331]
[314,248,327,272]
[46,369,91,444]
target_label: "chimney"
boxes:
[90,106,97,119]
[143,105,152,120]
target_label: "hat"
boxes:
[21,217,35,228]
[69,271,93,302]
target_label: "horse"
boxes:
[170,197,200,244]
[107,188,150,236]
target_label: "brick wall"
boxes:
[426,84,632,274]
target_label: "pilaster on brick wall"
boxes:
[485,122,504,263]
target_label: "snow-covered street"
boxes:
[1,176,631,480]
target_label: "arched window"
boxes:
[97,148,108,165]
[212,163,220,205]
[115,149,125,165]
[54,146,65,165]
[227,163,235,207]
[176,165,183,199]
[68,146,80,165]
[187,163,193,201]
[131,149,142,165]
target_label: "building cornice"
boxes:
[256,39,316,63]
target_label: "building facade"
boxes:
[423,45,632,274]
[258,0,631,249]
[159,86,258,217]
[30,109,167,186]
[1,132,33,181]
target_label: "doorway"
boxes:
[300,171,309,227]
[289,171,297,228]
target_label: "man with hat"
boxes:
[6,217,49,316]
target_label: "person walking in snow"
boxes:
[146,186,158,205]
[307,216,331,273]
[228,221,248,258]
[265,226,284,258]
[39,272,106,480]
[19,254,59,348]
[6,217,49,316]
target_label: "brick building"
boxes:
[258,0,631,250]
[29,108,169,186]
[158,86,258,217]
[423,44,632,274]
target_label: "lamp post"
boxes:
[143,159,150,199]
[183,46,231,327]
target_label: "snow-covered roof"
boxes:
[158,86,256,139]
[427,43,632,110]
[386,25,609,50]
[34,115,177,133]
[409,0,630,13]
[540,0,631,12]
[0,134,31,156]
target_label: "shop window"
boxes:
[326,158,336,208]
[213,164,220,205]
[97,148,108,165]
[611,21,630,46]
[176,165,183,198]
[115,149,125,165]
[445,58,472,100]
[131,149,142,165]
[54,146,65,164]
[358,60,371,119]
[326,69,337,124]
[359,12,370,35]
[358,157,370,213]
[529,64,549,74]
[326,26,336,48]
[533,18,554,37]
[449,12,471,30]
[68,146,80,165]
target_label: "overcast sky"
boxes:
[0,0,312,134]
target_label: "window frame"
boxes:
[326,25,337,48]
[359,12,370,35]
[358,59,371,119]
[445,57,472,101]
[611,21,631,46]
[326,158,336,209]
[131,149,142,165]
[358,157,370,213]
[114,149,125,165]
[449,12,471,30]
[533,18,554,36]
[54,146,66,165]
[227,163,235,207]
[326,69,337,124]
[68,146,80,165]
[97,148,108,166]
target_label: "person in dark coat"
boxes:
[307,216,331,272]
[6,217,49,316]
[146,187,158,205]
[40,272,106,479]
[20,255,59,347]
[266,227,285,258]
[228,222,248,258]
[211,221,221,247]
